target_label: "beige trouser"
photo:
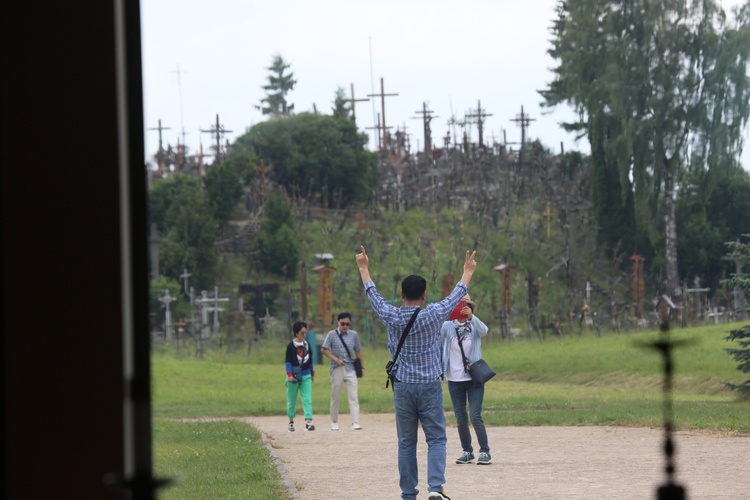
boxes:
[329,365,360,424]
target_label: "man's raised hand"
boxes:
[356,245,369,270]
[464,250,477,274]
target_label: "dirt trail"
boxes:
[241,413,750,500]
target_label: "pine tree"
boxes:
[723,238,750,399]
[258,54,296,118]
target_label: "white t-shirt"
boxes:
[446,321,472,382]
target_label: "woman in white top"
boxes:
[441,294,491,465]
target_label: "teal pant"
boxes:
[286,375,313,420]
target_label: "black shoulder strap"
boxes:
[389,308,420,373]
[456,329,470,373]
[336,330,353,360]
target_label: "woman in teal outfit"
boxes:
[285,321,315,432]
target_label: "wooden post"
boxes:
[314,264,335,330]
[494,264,514,338]
[630,254,646,319]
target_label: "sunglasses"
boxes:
[340,322,350,326]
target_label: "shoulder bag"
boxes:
[456,328,496,384]
[336,331,363,378]
[385,308,420,389]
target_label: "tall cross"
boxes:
[510,105,535,149]
[412,102,438,156]
[148,119,171,172]
[348,83,369,122]
[200,114,232,163]
[465,100,493,150]
[367,78,398,156]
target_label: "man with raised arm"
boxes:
[355,245,477,500]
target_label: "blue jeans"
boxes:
[393,379,446,499]
[448,380,489,453]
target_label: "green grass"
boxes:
[153,321,750,497]
[154,322,749,430]
[154,419,292,500]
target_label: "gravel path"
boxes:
[241,413,750,500]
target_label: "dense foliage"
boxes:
[149,174,218,291]
[252,191,300,279]
[232,112,379,208]
[542,0,750,294]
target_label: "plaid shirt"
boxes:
[364,280,467,383]
[321,328,362,374]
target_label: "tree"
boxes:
[677,167,750,291]
[232,112,379,208]
[723,237,750,399]
[253,191,300,279]
[203,162,244,227]
[257,54,296,118]
[332,87,351,120]
[149,174,218,290]
[542,0,750,296]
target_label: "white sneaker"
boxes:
[351,423,362,430]
[331,422,339,431]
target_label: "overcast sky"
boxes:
[141,0,749,168]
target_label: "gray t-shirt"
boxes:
[321,329,362,373]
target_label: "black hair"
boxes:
[401,274,427,301]
[337,311,351,321]
[292,321,307,334]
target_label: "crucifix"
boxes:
[200,114,232,163]
[412,102,438,157]
[158,290,177,341]
[637,320,692,500]
[465,100,493,150]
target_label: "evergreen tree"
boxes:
[723,238,750,399]
[332,87,351,120]
[254,192,300,279]
[258,54,296,117]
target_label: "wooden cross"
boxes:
[200,114,232,162]
[465,100,493,150]
[348,83,369,121]
[367,77,398,156]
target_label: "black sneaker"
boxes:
[288,422,295,432]
[305,422,315,431]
